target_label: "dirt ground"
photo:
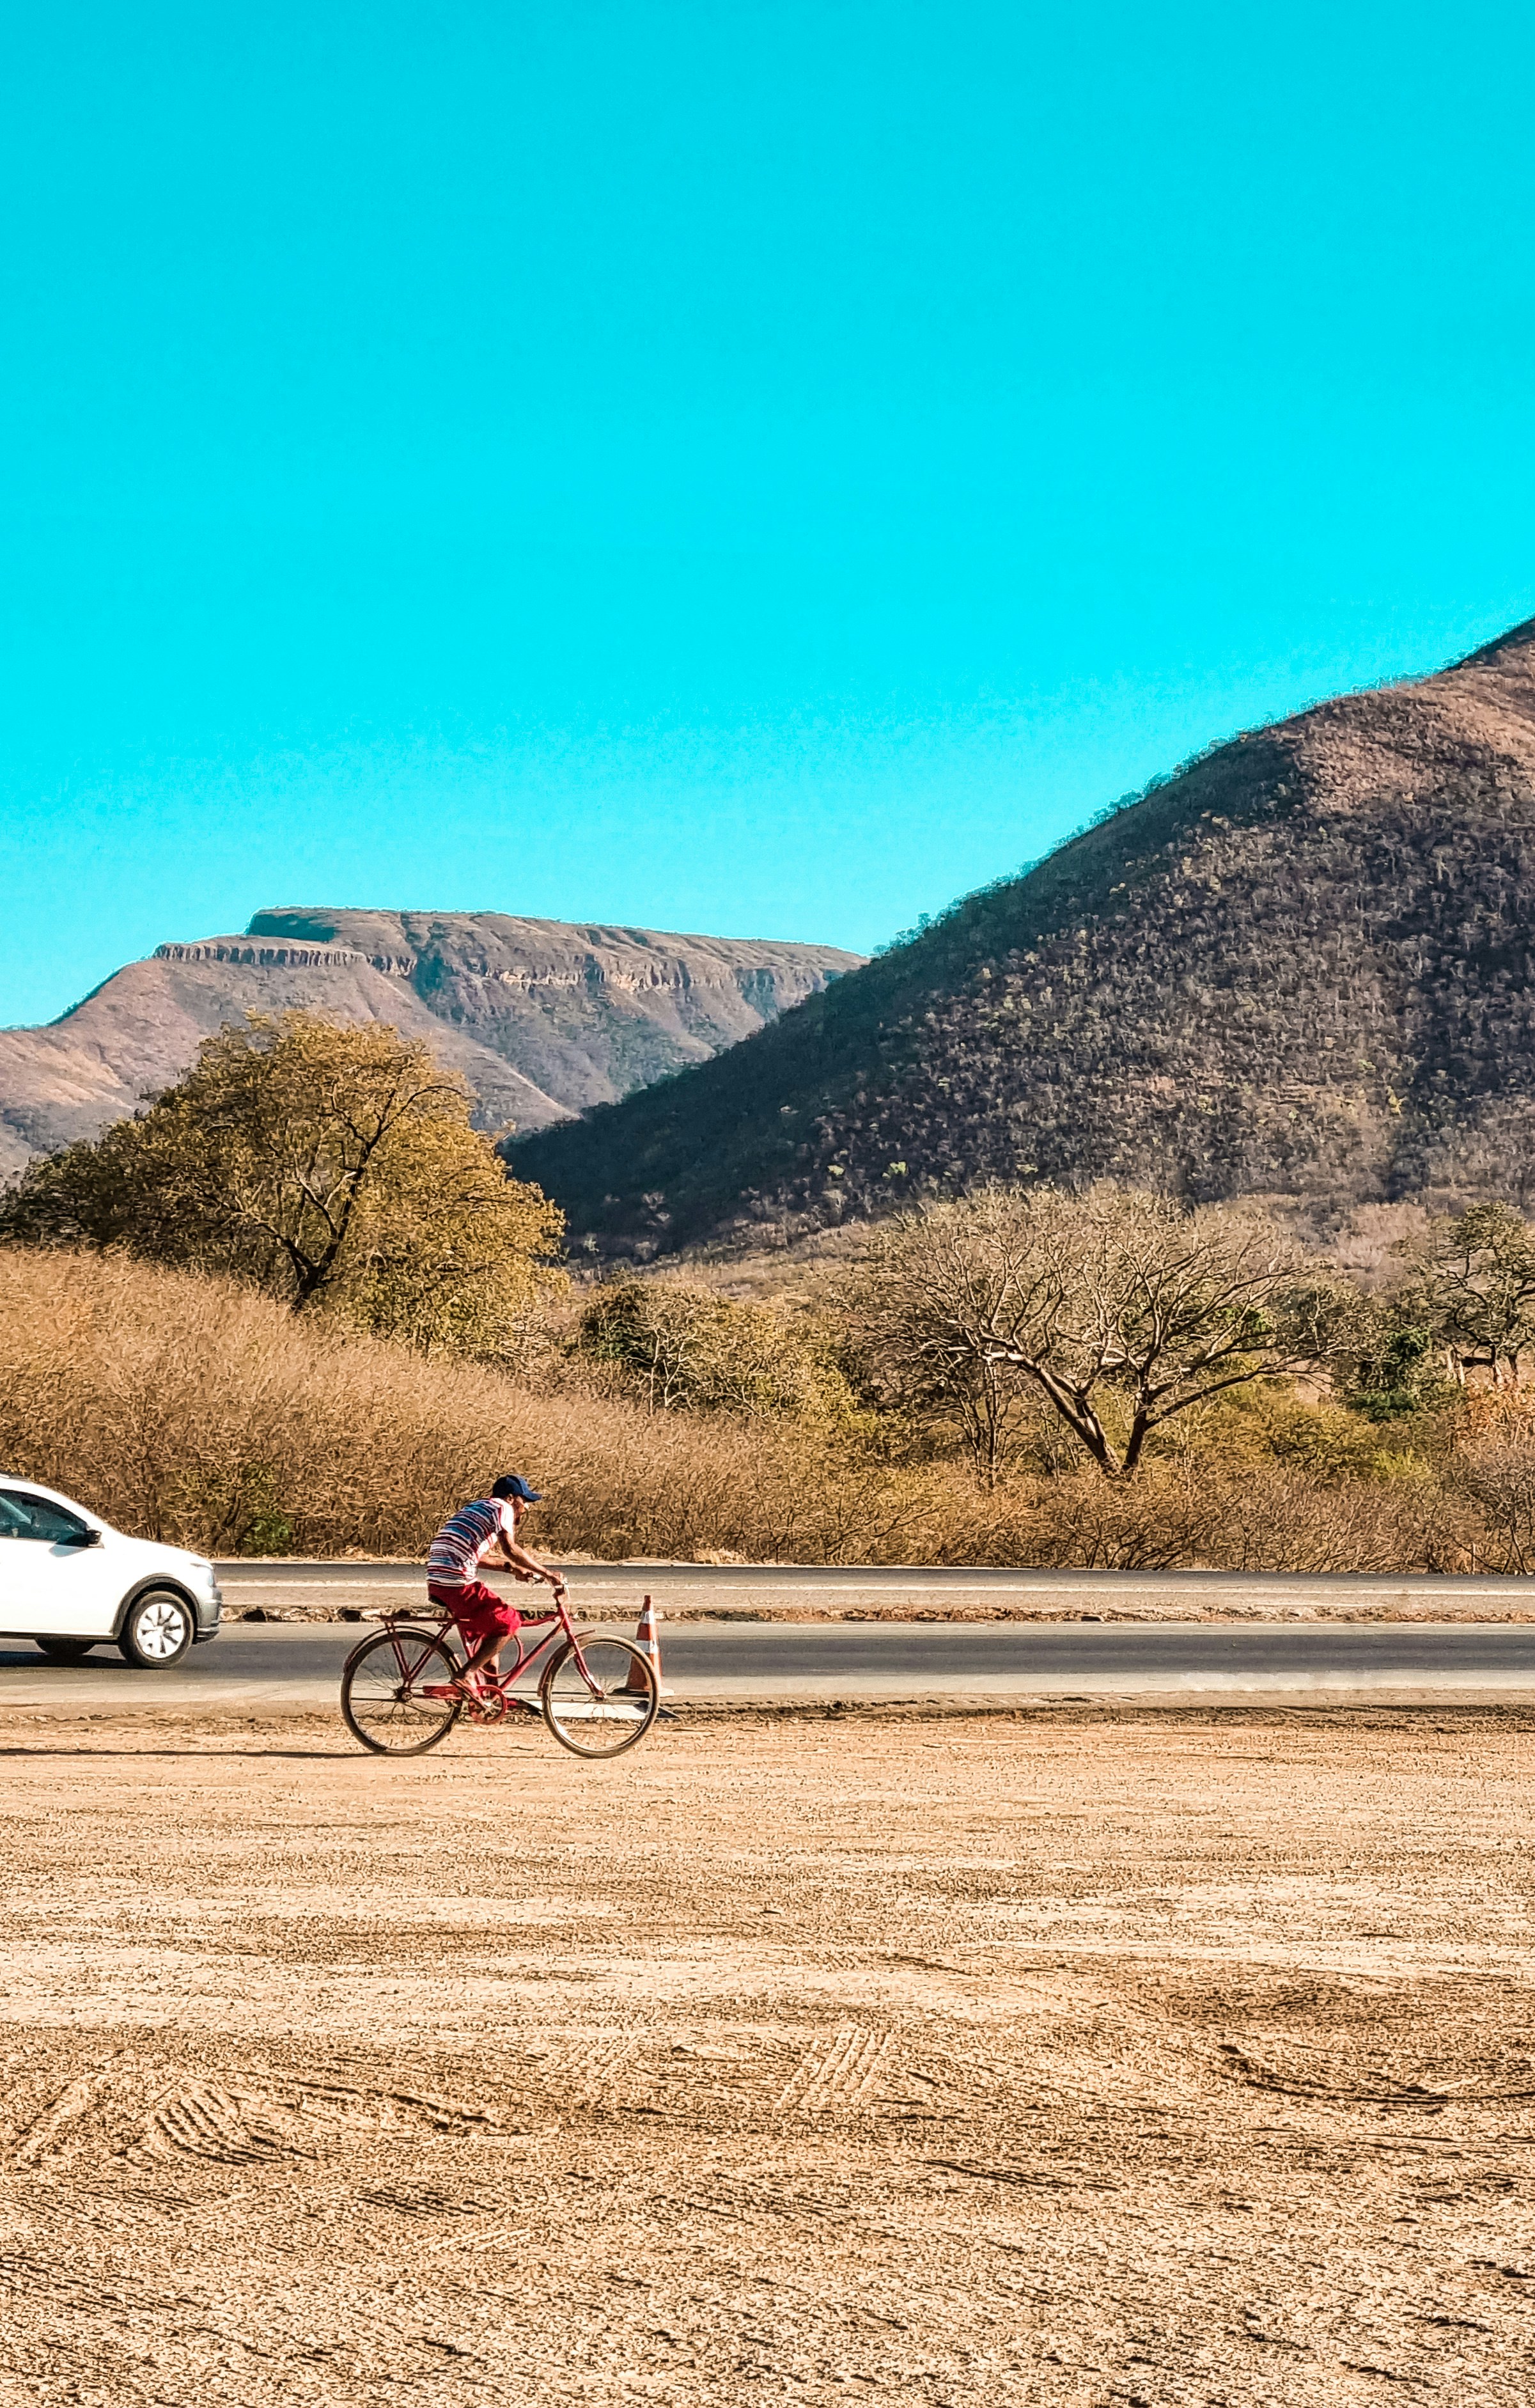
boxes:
[2,1705,1534,2405]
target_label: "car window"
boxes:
[0,1489,88,1544]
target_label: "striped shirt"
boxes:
[426,1497,516,1587]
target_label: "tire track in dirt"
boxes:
[1217,2038,1535,2107]
[144,2082,326,2169]
[358,2181,508,2218]
[524,2028,646,2117]
[775,2026,892,2120]
[6,2055,124,2170]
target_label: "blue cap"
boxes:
[492,1474,542,1503]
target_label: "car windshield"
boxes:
[0,1489,88,1544]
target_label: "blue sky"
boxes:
[4,1,1533,1026]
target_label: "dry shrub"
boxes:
[0,1247,1493,1572]
[1443,1390,1535,1574]
[1452,1440,1535,1573]
[1461,1387,1535,1444]
[0,1247,914,1561]
[897,1462,1472,1575]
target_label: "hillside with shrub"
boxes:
[512,615,1535,1252]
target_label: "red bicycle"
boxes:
[339,1588,659,1760]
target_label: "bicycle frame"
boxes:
[373,1586,609,1701]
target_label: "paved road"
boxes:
[212,1560,1535,1620]
[6,1617,1535,1710]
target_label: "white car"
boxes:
[0,1478,222,1668]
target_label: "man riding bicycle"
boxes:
[426,1474,565,1696]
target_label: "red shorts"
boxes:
[428,1580,522,1649]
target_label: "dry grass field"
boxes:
[10,1244,1535,1579]
[2,1705,1534,2404]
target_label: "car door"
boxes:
[0,1489,118,1635]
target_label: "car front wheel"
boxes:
[118,1589,194,1669]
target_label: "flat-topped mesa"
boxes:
[155,939,419,976]
[245,907,855,998]
[241,911,861,1079]
[0,905,862,1179]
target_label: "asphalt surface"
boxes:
[214,1560,1535,1613]
[6,1614,1535,1709]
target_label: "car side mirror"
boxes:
[63,1527,102,1548]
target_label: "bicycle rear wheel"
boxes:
[540,1634,658,1759]
[341,1627,463,1755]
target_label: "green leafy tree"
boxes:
[844,1184,1362,1479]
[1343,1313,1439,1421]
[1,1012,565,1356]
[1400,1203,1535,1387]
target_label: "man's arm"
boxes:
[496,1535,565,1591]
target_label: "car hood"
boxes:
[106,1531,213,1579]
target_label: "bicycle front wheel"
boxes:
[341,1627,464,1756]
[540,1634,658,1759]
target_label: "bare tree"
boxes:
[842,1311,1025,1487]
[845,1184,1360,1479]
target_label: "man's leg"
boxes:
[460,1629,507,1681]
[427,1584,518,1693]
[456,1586,522,1689]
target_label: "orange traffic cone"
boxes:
[624,1593,670,1696]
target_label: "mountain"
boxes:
[0,909,861,1179]
[511,614,1535,1251]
